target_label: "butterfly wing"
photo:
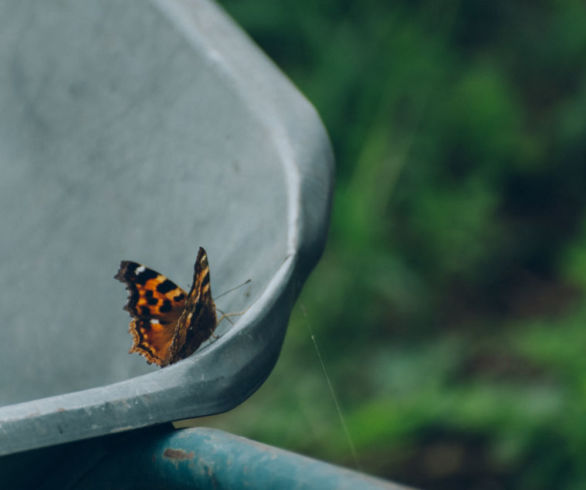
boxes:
[168,247,217,364]
[115,261,187,366]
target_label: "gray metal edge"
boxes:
[0,0,334,456]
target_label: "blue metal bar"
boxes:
[68,427,407,489]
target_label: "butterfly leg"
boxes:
[216,308,248,326]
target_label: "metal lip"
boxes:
[0,0,333,456]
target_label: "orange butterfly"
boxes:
[115,247,217,367]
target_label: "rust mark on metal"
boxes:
[163,448,195,461]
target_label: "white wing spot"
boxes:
[135,265,146,275]
[150,319,160,324]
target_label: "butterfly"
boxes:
[115,247,217,367]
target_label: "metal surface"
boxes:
[0,0,333,456]
[2,427,408,489]
[79,427,406,489]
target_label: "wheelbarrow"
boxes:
[0,1,404,488]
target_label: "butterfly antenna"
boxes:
[215,279,251,300]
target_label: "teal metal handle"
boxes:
[49,427,408,489]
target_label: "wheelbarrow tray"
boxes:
[0,0,333,457]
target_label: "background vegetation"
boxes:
[208,1,586,488]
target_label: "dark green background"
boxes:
[209,2,586,488]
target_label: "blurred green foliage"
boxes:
[209,1,586,488]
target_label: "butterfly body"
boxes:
[115,247,217,367]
